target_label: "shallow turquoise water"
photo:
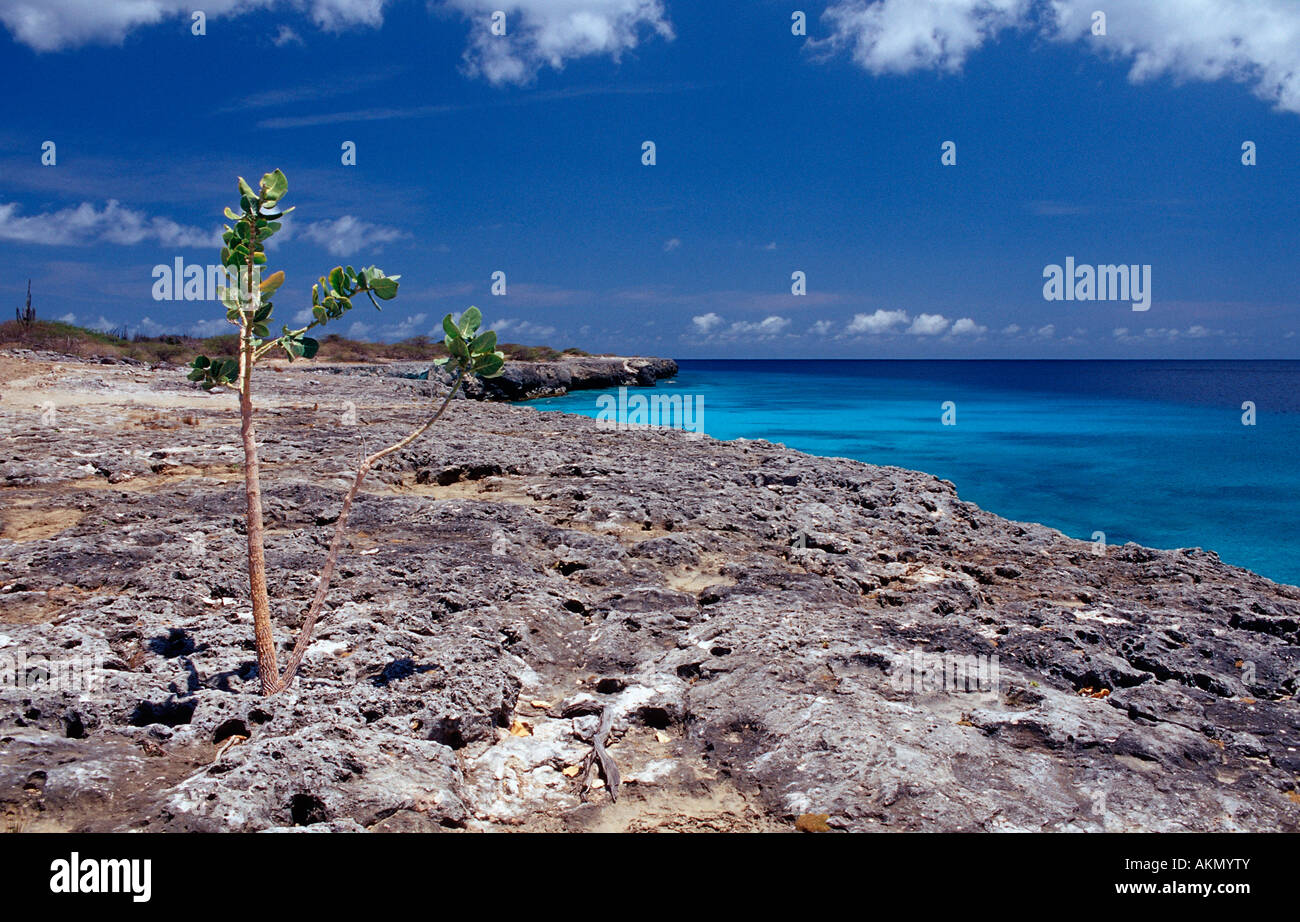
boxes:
[524,360,1300,586]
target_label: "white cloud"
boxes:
[300,215,405,257]
[662,237,681,252]
[0,0,674,85]
[0,1,390,52]
[383,311,428,340]
[907,313,951,336]
[846,308,909,334]
[1035,324,1056,338]
[822,0,1028,75]
[809,320,834,336]
[0,199,218,247]
[446,0,675,86]
[691,312,724,334]
[1002,323,1021,335]
[950,317,987,336]
[272,24,303,46]
[1114,324,1225,343]
[728,315,791,337]
[820,0,1300,115]
[309,0,384,30]
[492,317,558,340]
[691,312,791,340]
[136,315,232,338]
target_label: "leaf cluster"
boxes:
[434,306,505,378]
[188,169,401,388]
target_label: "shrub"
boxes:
[187,169,505,695]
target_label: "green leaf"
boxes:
[458,306,482,336]
[442,314,461,340]
[449,337,469,360]
[238,177,256,199]
[193,356,210,369]
[474,353,505,378]
[470,330,496,354]
[224,206,240,221]
[301,337,319,359]
[312,306,327,323]
[329,267,344,292]
[260,169,288,203]
[369,276,398,300]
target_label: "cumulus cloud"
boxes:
[689,313,791,340]
[691,312,724,334]
[950,317,988,335]
[845,309,909,335]
[662,237,681,252]
[446,0,675,85]
[820,0,1300,115]
[0,199,218,247]
[907,313,951,336]
[809,319,834,336]
[728,315,791,337]
[0,0,673,86]
[300,215,405,257]
[822,0,1029,75]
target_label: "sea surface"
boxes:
[523,360,1300,587]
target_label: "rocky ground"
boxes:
[0,351,1298,832]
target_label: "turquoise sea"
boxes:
[524,360,1300,587]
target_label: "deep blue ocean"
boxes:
[524,360,1300,587]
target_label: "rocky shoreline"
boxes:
[321,354,679,402]
[1,352,1297,832]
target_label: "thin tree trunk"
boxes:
[241,348,279,694]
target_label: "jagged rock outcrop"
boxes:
[316,355,678,402]
[0,354,1297,832]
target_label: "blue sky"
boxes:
[1,0,1298,359]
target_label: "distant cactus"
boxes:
[15,280,35,327]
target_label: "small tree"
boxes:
[188,170,505,695]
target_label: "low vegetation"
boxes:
[0,320,593,366]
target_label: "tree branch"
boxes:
[266,364,469,694]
